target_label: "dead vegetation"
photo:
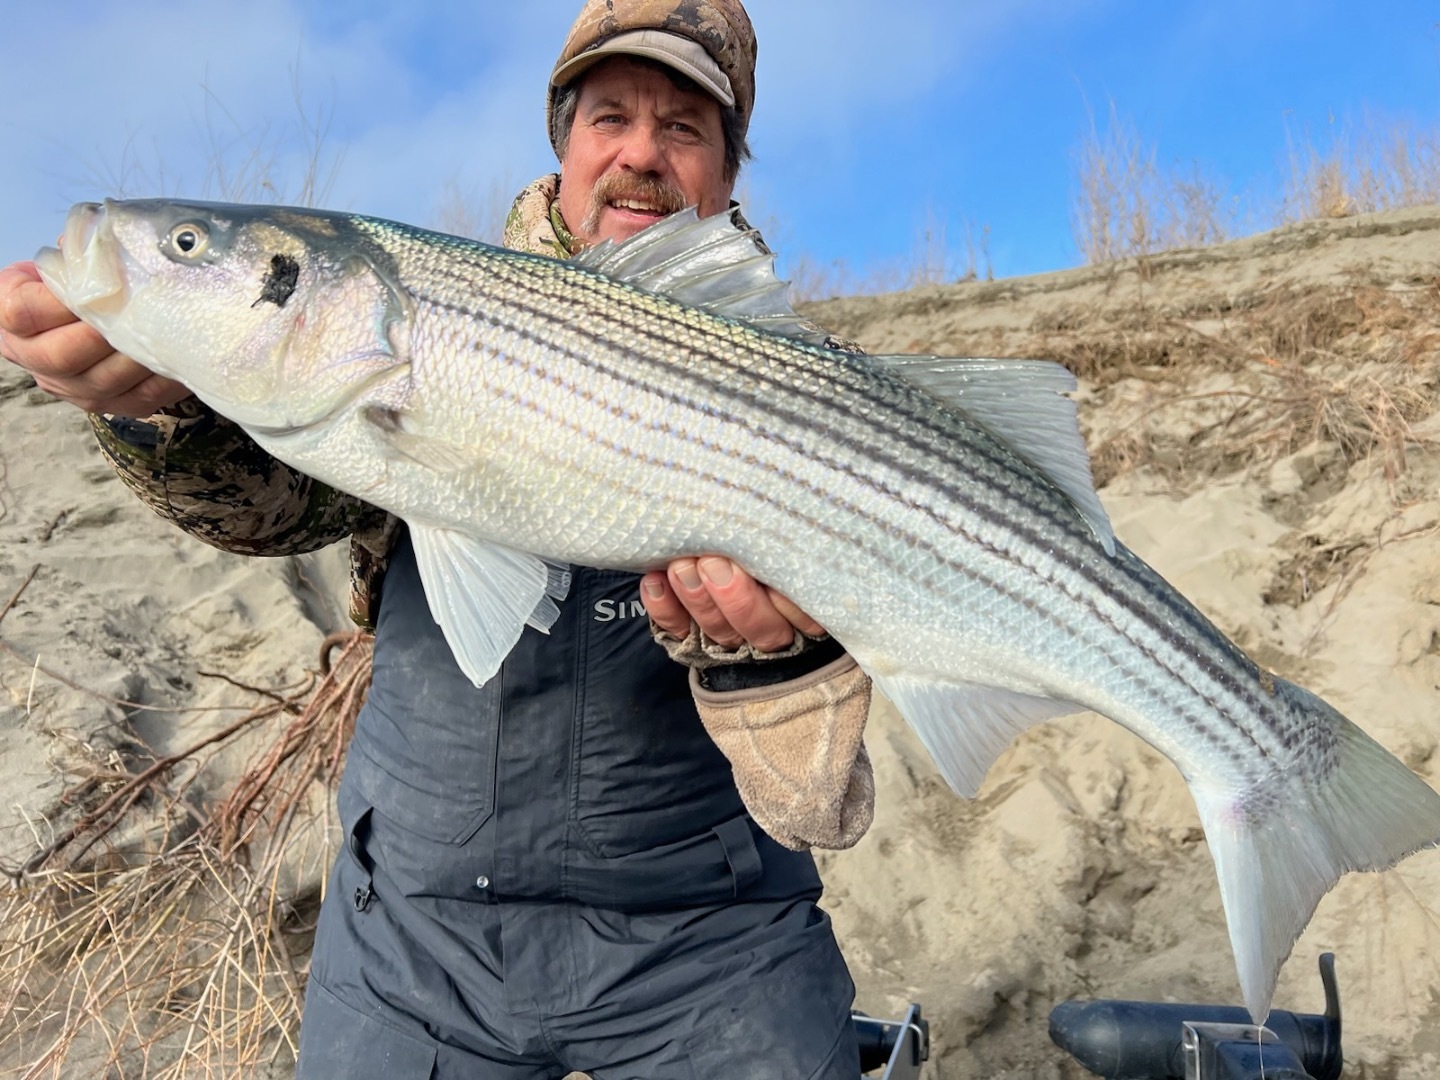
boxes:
[1072,101,1237,265]
[0,630,372,1078]
[1070,104,1440,268]
[1015,277,1440,491]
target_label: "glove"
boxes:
[688,652,874,851]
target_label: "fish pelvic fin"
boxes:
[868,673,1084,797]
[1194,677,1440,1023]
[411,525,571,687]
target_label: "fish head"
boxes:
[36,199,411,435]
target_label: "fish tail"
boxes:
[1193,677,1440,1022]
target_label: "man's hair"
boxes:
[551,56,752,183]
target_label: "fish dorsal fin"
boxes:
[868,672,1084,797]
[410,524,572,687]
[573,207,829,345]
[875,355,1116,555]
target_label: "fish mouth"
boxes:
[34,202,131,315]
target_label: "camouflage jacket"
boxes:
[90,175,858,631]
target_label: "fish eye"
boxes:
[167,223,209,258]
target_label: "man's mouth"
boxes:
[581,174,689,241]
[608,198,667,215]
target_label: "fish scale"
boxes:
[36,197,1440,1024]
[364,221,1378,821]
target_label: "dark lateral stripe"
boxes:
[419,267,1287,755]
[478,261,1275,681]
[486,266,1290,740]
[433,297,1268,768]
[474,341,1259,771]
[396,242,1292,756]
[448,248,1277,674]
[414,275,1283,751]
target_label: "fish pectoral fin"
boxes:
[1192,677,1440,1023]
[872,355,1116,556]
[867,673,1083,797]
[410,525,572,687]
[572,206,830,346]
[364,406,476,472]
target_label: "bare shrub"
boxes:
[1071,101,1236,265]
[1283,111,1440,222]
[430,174,517,244]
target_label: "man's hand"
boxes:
[0,261,190,416]
[641,556,826,653]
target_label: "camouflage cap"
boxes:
[548,0,758,158]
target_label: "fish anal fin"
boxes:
[868,672,1083,797]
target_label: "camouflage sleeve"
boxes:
[88,397,385,557]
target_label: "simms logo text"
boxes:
[593,599,649,622]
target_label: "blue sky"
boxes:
[2,1,1437,289]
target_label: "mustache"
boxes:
[581,173,689,237]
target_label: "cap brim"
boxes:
[550,29,735,108]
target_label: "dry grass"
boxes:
[1071,100,1236,265]
[0,631,372,1078]
[1283,112,1440,222]
[1188,358,1433,482]
[1018,278,1440,490]
[1072,105,1440,268]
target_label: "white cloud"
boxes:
[0,0,572,261]
[0,1,1100,273]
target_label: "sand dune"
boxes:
[3,205,1438,1076]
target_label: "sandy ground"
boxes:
[3,205,1439,1077]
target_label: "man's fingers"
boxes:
[0,264,79,338]
[70,372,192,417]
[665,557,743,648]
[765,587,826,638]
[4,317,116,381]
[27,346,184,414]
[694,557,798,652]
[640,571,692,638]
[643,558,830,653]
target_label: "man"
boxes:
[0,3,873,1076]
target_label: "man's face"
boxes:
[558,57,732,247]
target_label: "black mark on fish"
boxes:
[255,254,300,308]
[364,406,402,432]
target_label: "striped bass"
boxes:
[36,198,1440,1022]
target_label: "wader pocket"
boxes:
[352,533,500,844]
[569,572,745,858]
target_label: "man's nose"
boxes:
[614,125,666,174]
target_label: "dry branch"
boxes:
[0,631,374,1078]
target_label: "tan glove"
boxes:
[689,654,874,852]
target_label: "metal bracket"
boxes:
[854,1003,930,1079]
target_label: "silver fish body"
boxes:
[36,198,1440,1022]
